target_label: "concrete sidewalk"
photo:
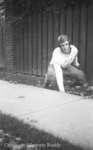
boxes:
[0,80,93,149]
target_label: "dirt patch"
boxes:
[0,72,93,99]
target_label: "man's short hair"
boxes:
[57,34,70,45]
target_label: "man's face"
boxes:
[60,41,70,54]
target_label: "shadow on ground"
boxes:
[0,112,88,150]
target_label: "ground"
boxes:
[64,78,93,98]
[0,79,90,150]
[39,77,93,99]
[0,72,93,99]
[0,74,93,149]
[0,113,86,150]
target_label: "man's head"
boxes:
[57,34,71,54]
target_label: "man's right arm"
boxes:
[49,48,65,92]
[50,48,59,65]
[53,63,65,92]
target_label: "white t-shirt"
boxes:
[50,45,79,68]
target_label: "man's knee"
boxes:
[47,64,56,78]
[43,64,57,88]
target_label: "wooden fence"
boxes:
[14,3,88,77]
[0,14,5,69]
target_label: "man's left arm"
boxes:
[72,56,80,67]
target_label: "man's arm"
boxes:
[72,56,80,67]
[53,63,65,92]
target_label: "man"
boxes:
[43,34,88,92]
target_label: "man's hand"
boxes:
[72,56,80,68]
[62,58,73,68]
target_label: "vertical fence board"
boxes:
[14,24,17,72]
[17,24,22,73]
[73,5,80,48]
[79,4,87,70]
[53,12,60,48]
[31,13,34,74]
[28,15,32,74]
[47,12,54,63]
[0,20,3,58]
[23,16,28,73]
[37,13,42,76]
[16,23,20,73]
[36,14,39,75]
[66,6,73,41]
[26,16,29,73]
[86,3,93,79]
[17,23,21,73]
[1,16,6,68]
[20,23,24,73]
[32,13,37,75]
[42,12,48,75]
[0,17,5,69]
[59,9,65,34]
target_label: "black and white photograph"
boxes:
[0,0,93,149]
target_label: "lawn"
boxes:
[0,112,88,150]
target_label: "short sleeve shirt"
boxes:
[50,45,78,67]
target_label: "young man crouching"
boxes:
[43,34,88,92]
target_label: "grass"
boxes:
[0,72,93,98]
[0,112,88,150]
